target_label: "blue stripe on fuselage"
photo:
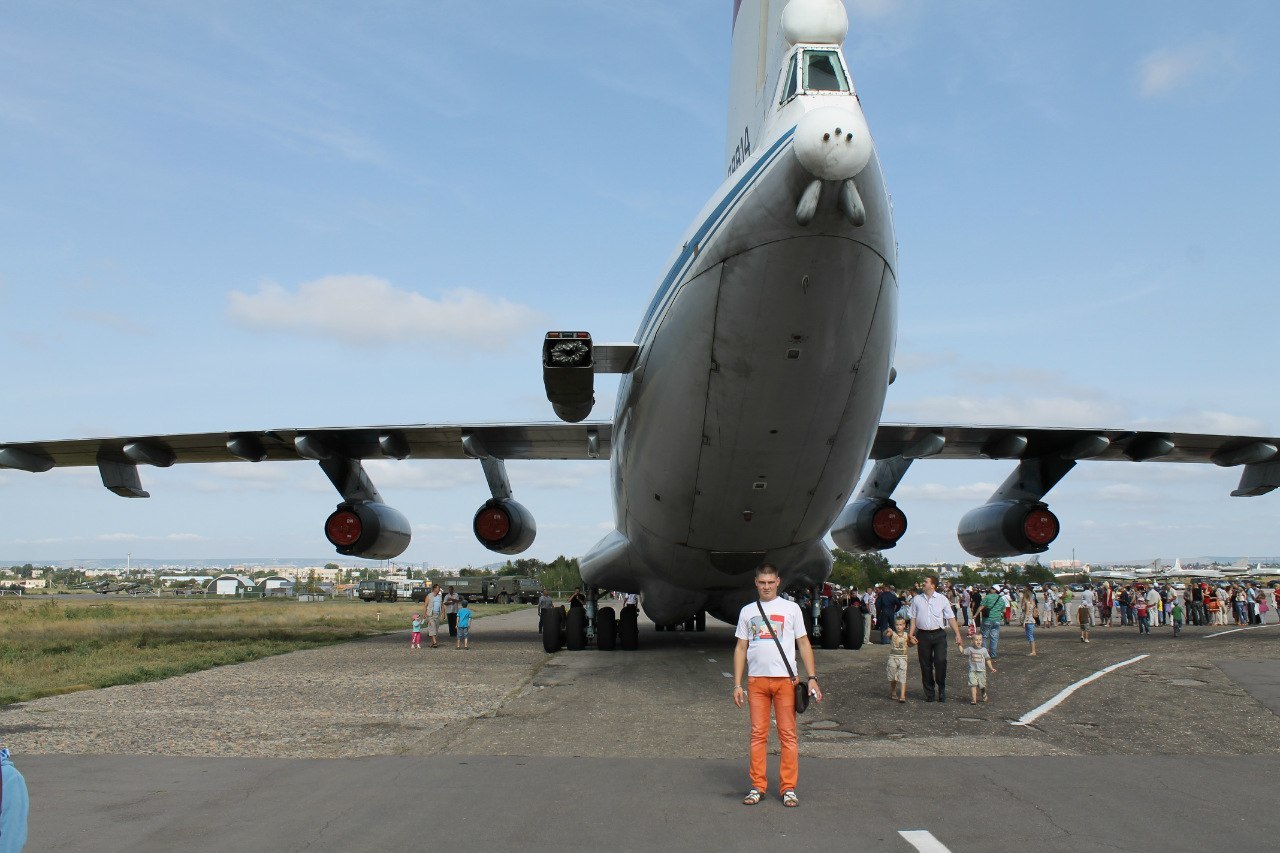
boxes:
[634,126,797,344]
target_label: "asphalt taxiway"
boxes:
[6,607,1280,851]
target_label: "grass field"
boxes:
[0,596,526,705]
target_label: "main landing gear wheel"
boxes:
[596,606,617,651]
[695,610,706,632]
[618,605,639,651]
[819,606,843,650]
[565,606,588,650]
[842,606,865,650]
[542,606,564,653]
[683,615,696,632]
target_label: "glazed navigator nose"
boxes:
[794,106,872,181]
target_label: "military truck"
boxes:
[357,580,398,602]
[427,576,530,604]
[517,578,542,604]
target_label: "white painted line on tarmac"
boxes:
[1205,623,1280,639]
[722,671,733,678]
[898,830,953,852]
[1010,654,1149,727]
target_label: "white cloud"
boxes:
[1137,37,1241,99]
[96,532,143,542]
[1132,410,1270,436]
[191,464,300,493]
[227,276,545,346]
[165,533,207,542]
[895,482,999,502]
[1092,483,1151,503]
[885,395,1126,427]
[364,461,481,491]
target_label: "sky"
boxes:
[2,0,1278,568]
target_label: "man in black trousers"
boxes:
[908,574,965,702]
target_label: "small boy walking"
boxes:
[966,632,997,704]
[410,614,423,649]
[884,616,915,703]
[456,601,473,649]
[1172,600,1184,638]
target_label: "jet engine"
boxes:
[957,500,1059,558]
[473,498,537,554]
[324,501,412,560]
[831,497,908,552]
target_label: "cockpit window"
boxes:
[781,54,799,104]
[803,49,849,93]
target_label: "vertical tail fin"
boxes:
[725,0,786,177]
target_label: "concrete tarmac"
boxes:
[6,606,1280,851]
[20,753,1277,852]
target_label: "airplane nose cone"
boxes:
[794,106,872,181]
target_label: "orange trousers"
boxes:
[747,676,798,793]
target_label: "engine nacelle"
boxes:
[324,501,412,560]
[543,332,594,423]
[831,498,908,552]
[957,500,1060,558]
[473,498,537,554]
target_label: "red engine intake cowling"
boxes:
[830,498,908,553]
[473,498,537,555]
[956,500,1060,558]
[324,502,411,561]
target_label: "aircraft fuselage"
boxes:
[582,89,898,624]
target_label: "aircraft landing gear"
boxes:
[618,604,639,650]
[596,606,617,650]
[542,605,565,653]
[566,606,588,650]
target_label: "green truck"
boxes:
[413,576,537,604]
[357,580,399,602]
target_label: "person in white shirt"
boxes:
[1042,587,1056,629]
[1078,585,1095,643]
[732,564,822,808]
[907,575,965,703]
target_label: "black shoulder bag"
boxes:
[756,601,809,714]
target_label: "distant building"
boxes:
[17,578,47,590]
[207,574,254,595]
[259,576,292,595]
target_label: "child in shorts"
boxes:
[885,616,914,702]
[456,601,473,649]
[966,631,997,704]
[410,614,423,649]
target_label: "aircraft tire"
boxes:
[566,606,588,650]
[695,610,706,632]
[801,607,814,639]
[819,606,843,650]
[683,616,696,632]
[596,606,617,650]
[842,607,865,650]
[542,606,564,653]
[619,606,639,651]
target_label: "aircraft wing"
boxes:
[870,423,1280,496]
[0,422,612,481]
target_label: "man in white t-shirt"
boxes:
[732,564,822,808]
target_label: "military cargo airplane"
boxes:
[2,0,1277,643]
